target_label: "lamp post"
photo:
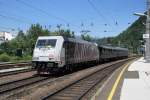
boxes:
[133,0,150,62]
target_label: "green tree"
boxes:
[112,16,145,53]
[81,33,92,41]
[50,29,75,38]
[0,42,10,54]
[17,30,25,39]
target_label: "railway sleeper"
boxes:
[50,96,77,100]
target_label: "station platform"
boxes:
[91,57,150,100]
[120,57,150,100]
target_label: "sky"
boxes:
[0,0,146,38]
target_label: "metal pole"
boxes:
[145,0,150,62]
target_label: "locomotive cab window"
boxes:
[36,39,57,48]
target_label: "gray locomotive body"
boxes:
[32,36,99,74]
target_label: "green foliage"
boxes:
[112,16,145,53]
[10,56,22,62]
[17,30,25,39]
[10,55,32,62]
[81,33,92,41]
[0,53,10,62]
[51,29,75,38]
[0,23,76,61]
[22,55,32,61]
[96,37,114,45]
[0,50,3,55]
[94,16,145,54]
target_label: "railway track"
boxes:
[0,58,134,100]
[0,61,33,77]
[0,62,31,70]
[0,68,33,77]
[0,75,50,97]
[42,59,126,100]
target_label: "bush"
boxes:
[0,50,4,55]
[0,53,10,62]
[10,55,32,62]
[22,55,32,61]
[11,56,22,62]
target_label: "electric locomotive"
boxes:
[32,36,99,74]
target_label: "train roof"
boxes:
[63,37,96,45]
[37,36,97,45]
[99,45,128,51]
[37,36,128,51]
[38,36,63,40]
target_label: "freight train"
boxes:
[32,36,128,74]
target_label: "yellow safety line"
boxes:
[107,60,134,100]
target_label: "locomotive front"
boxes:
[32,36,65,74]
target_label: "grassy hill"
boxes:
[98,16,146,53]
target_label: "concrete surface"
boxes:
[120,57,150,100]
